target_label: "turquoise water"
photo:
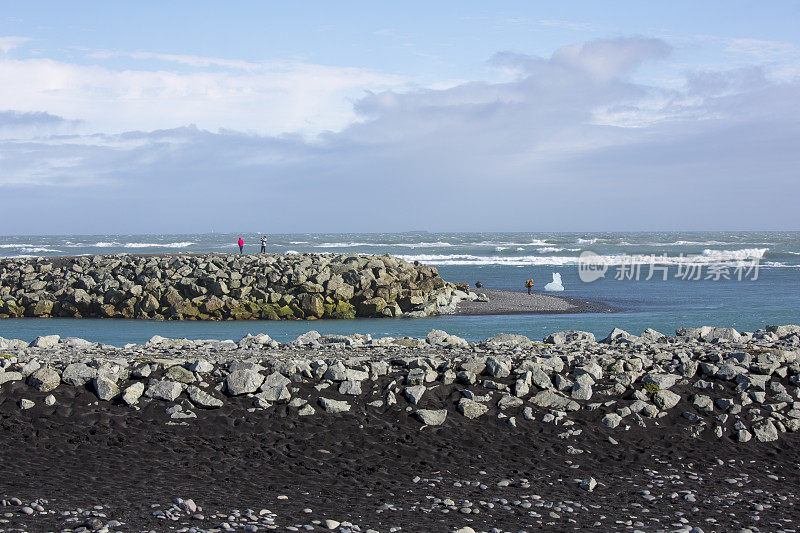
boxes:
[1,232,798,344]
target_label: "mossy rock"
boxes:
[276,305,294,318]
[258,304,280,320]
[289,302,305,319]
[326,300,356,319]
[229,305,253,320]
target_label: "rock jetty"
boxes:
[0,253,481,320]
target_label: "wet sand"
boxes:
[455,289,616,315]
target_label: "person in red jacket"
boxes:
[237,237,244,254]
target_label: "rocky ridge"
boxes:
[2,324,799,444]
[0,253,482,320]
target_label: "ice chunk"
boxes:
[544,272,564,292]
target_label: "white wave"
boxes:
[619,240,733,247]
[397,254,582,266]
[289,241,309,244]
[576,238,598,245]
[315,242,372,248]
[285,249,299,254]
[467,239,550,247]
[93,241,121,247]
[0,243,37,248]
[537,247,565,253]
[20,247,62,253]
[495,246,508,252]
[402,241,453,248]
[700,248,767,260]
[399,248,772,267]
[123,242,194,248]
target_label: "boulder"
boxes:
[766,325,800,338]
[225,369,265,396]
[415,409,447,426]
[318,397,350,414]
[426,329,469,348]
[164,365,196,384]
[458,398,488,419]
[94,376,120,401]
[30,335,60,349]
[145,380,183,402]
[653,389,681,410]
[642,373,680,390]
[530,390,581,412]
[27,367,60,392]
[187,385,224,408]
[404,385,426,405]
[544,330,595,345]
[121,382,145,405]
[485,334,532,348]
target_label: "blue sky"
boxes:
[1,1,799,233]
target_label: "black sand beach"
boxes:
[1,378,799,532]
[1,324,800,532]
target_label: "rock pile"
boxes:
[2,324,799,444]
[0,253,480,320]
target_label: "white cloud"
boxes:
[725,38,798,61]
[0,36,30,54]
[0,37,798,232]
[0,52,407,136]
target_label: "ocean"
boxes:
[0,232,798,345]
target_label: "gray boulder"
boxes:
[642,373,680,390]
[27,367,60,392]
[145,380,183,402]
[458,398,488,419]
[121,382,145,405]
[544,330,595,345]
[29,335,60,349]
[94,376,120,401]
[318,397,350,413]
[187,385,224,408]
[61,363,97,387]
[226,369,265,396]
[404,385,427,405]
[753,420,779,442]
[766,325,800,338]
[653,389,681,410]
[416,409,447,426]
[164,365,196,384]
[530,390,581,411]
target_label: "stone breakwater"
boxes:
[2,323,799,444]
[0,253,482,320]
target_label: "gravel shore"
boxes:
[1,324,799,532]
[455,289,615,315]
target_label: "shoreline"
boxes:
[0,324,798,530]
[454,288,616,316]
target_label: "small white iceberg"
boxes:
[544,272,564,292]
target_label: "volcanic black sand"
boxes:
[455,289,616,316]
[1,379,798,532]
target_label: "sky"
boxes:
[1,1,799,234]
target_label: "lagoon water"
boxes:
[1,232,798,344]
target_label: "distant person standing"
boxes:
[238,237,244,254]
[260,235,267,254]
[525,278,534,295]
[475,281,483,289]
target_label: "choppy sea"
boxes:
[0,232,798,345]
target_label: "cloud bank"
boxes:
[0,37,798,234]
